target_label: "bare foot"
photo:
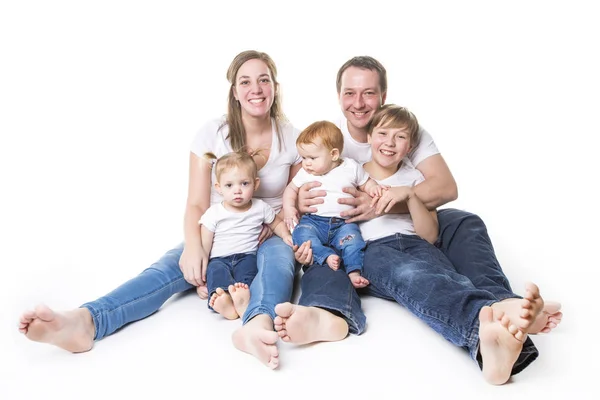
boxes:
[491,282,544,333]
[530,301,563,334]
[349,271,369,289]
[18,305,94,353]
[478,306,524,385]
[273,302,348,345]
[229,283,250,317]
[196,285,208,300]
[326,254,340,270]
[209,288,238,320]
[232,314,279,369]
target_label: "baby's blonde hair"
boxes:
[203,151,259,182]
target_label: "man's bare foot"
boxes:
[479,306,524,385]
[196,286,208,300]
[348,271,369,289]
[491,282,544,333]
[232,314,279,369]
[326,254,340,270]
[18,305,94,353]
[209,288,238,320]
[273,302,348,345]
[530,301,563,334]
[229,283,250,317]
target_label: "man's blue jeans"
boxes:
[298,208,538,376]
[81,236,294,340]
[293,214,365,274]
[206,252,257,310]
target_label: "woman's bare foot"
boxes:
[348,271,369,289]
[209,288,238,320]
[530,301,563,334]
[229,283,250,317]
[18,305,94,353]
[326,254,340,270]
[478,306,524,385]
[196,285,208,300]
[232,314,279,369]
[491,282,544,333]
[273,302,348,345]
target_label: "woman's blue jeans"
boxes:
[81,236,294,340]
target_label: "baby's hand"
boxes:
[283,208,299,232]
[283,234,294,247]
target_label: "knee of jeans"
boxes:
[292,224,316,243]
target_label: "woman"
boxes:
[18,50,301,370]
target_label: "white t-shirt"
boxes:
[190,117,301,213]
[333,114,440,166]
[359,159,426,242]
[200,199,276,258]
[291,158,369,218]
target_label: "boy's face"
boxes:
[298,139,338,176]
[215,167,259,209]
[338,67,386,133]
[368,124,411,170]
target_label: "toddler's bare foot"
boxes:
[349,271,369,289]
[326,254,340,270]
[209,288,238,320]
[18,305,94,353]
[196,285,208,300]
[274,302,348,345]
[232,314,279,369]
[491,282,543,333]
[530,301,563,334]
[479,306,524,385]
[229,283,250,317]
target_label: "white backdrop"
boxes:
[1,1,598,399]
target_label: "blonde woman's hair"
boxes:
[203,151,258,182]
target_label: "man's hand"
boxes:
[293,240,313,265]
[338,187,377,223]
[297,182,326,214]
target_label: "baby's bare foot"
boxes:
[274,302,348,345]
[18,305,94,353]
[326,254,340,270]
[209,288,239,320]
[491,282,544,333]
[229,283,250,317]
[349,271,369,289]
[530,301,563,334]
[232,315,279,369]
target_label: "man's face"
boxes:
[338,67,387,132]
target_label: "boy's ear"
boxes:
[254,177,261,191]
[331,148,340,161]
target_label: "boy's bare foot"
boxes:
[229,283,250,317]
[273,302,348,345]
[232,314,279,369]
[18,305,94,353]
[491,282,543,333]
[530,301,563,334]
[326,254,340,270]
[478,306,524,385]
[196,286,208,300]
[209,288,238,320]
[349,271,369,289]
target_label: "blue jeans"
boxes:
[81,236,295,340]
[293,214,365,274]
[207,252,257,309]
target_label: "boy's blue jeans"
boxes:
[81,236,295,340]
[293,214,365,274]
[206,252,257,310]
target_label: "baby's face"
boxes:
[297,140,337,176]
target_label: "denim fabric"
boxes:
[293,214,366,274]
[242,236,295,324]
[80,243,193,341]
[206,252,257,310]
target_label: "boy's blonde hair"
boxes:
[296,121,344,152]
[367,104,420,148]
[204,151,258,182]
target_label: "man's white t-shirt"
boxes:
[190,117,301,213]
[199,199,276,258]
[359,159,426,242]
[333,114,440,166]
[291,158,369,218]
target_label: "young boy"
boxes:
[200,151,292,320]
[283,121,386,288]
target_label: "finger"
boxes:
[306,181,322,189]
[341,186,358,196]
[201,260,207,283]
[192,267,202,287]
[370,196,379,208]
[307,190,327,199]
[384,199,396,213]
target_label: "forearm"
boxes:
[283,184,300,216]
[184,204,206,249]
[270,215,292,241]
[407,194,439,244]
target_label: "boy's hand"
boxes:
[374,186,413,214]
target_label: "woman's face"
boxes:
[369,124,412,170]
[233,59,275,119]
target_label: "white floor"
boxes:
[1,1,598,399]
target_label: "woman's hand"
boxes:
[179,244,209,287]
[293,240,313,265]
[258,223,274,245]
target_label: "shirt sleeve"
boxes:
[190,118,225,157]
[291,168,309,187]
[199,205,218,232]
[409,126,440,167]
[262,201,276,225]
[352,159,370,186]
